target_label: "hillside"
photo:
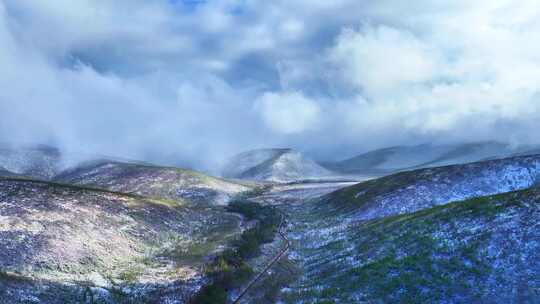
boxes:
[54,160,251,205]
[0,177,245,303]
[320,153,540,220]
[273,154,540,302]
[222,148,333,182]
[283,187,540,302]
[323,141,539,175]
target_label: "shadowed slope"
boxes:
[284,187,540,303]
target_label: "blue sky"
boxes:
[1,0,540,170]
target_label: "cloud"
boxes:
[255,91,321,134]
[329,26,440,92]
[1,0,540,168]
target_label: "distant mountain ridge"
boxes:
[321,153,540,220]
[222,148,333,182]
[323,141,540,175]
[0,143,253,205]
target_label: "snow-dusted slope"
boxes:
[278,154,540,302]
[222,148,287,178]
[325,141,539,175]
[222,148,333,182]
[323,153,540,221]
[55,159,251,205]
[283,187,540,303]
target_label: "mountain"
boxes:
[54,159,251,205]
[0,144,64,180]
[0,177,244,303]
[279,153,540,303]
[222,148,333,182]
[323,141,539,175]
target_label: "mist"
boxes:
[1,0,540,173]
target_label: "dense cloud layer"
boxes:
[1,0,540,171]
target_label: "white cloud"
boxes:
[2,0,540,166]
[255,91,321,134]
[330,26,440,92]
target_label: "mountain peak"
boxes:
[222,148,332,182]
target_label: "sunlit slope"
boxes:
[54,160,251,205]
[0,178,243,303]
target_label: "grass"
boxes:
[117,265,144,283]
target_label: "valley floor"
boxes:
[239,181,354,304]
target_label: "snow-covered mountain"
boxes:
[222,148,333,182]
[323,141,540,175]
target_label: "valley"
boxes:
[1,144,539,303]
[4,2,540,303]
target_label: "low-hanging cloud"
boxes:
[255,91,321,134]
[1,0,540,171]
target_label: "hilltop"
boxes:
[320,153,540,220]
[222,148,333,183]
[323,141,540,175]
[54,159,251,206]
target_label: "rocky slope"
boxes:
[323,141,540,175]
[222,148,333,183]
[0,177,244,303]
[54,160,251,206]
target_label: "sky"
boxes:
[1,0,540,171]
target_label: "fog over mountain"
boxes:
[2,1,540,172]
